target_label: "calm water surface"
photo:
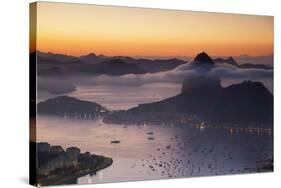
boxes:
[37,115,273,184]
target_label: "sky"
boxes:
[32,2,273,57]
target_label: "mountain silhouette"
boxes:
[181,74,221,94]
[37,51,77,63]
[104,74,273,125]
[213,56,272,69]
[194,52,215,65]
[37,51,186,76]
[91,58,147,75]
[36,51,271,78]
[79,53,99,63]
[214,56,238,67]
[37,96,109,117]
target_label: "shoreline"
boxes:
[34,141,114,186]
[38,157,113,186]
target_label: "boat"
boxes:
[110,140,121,144]
[110,128,120,144]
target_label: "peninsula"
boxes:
[33,142,112,186]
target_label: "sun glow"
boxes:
[32,2,273,57]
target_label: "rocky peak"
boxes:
[194,52,214,65]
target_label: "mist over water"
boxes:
[37,77,272,111]
[69,83,182,110]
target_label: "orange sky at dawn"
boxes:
[33,2,273,57]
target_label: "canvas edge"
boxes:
[29,1,38,187]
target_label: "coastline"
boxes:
[38,157,113,186]
[34,142,113,186]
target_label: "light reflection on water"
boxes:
[37,115,273,184]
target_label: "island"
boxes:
[32,142,112,186]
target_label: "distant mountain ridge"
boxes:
[76,58,147,75]
[213,56,272,69]
[213,56,238,66]
[36,51,187,76]
[36,51,272,78]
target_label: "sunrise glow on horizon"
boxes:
[32,2,273,57]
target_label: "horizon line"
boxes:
[34,50,274,59]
